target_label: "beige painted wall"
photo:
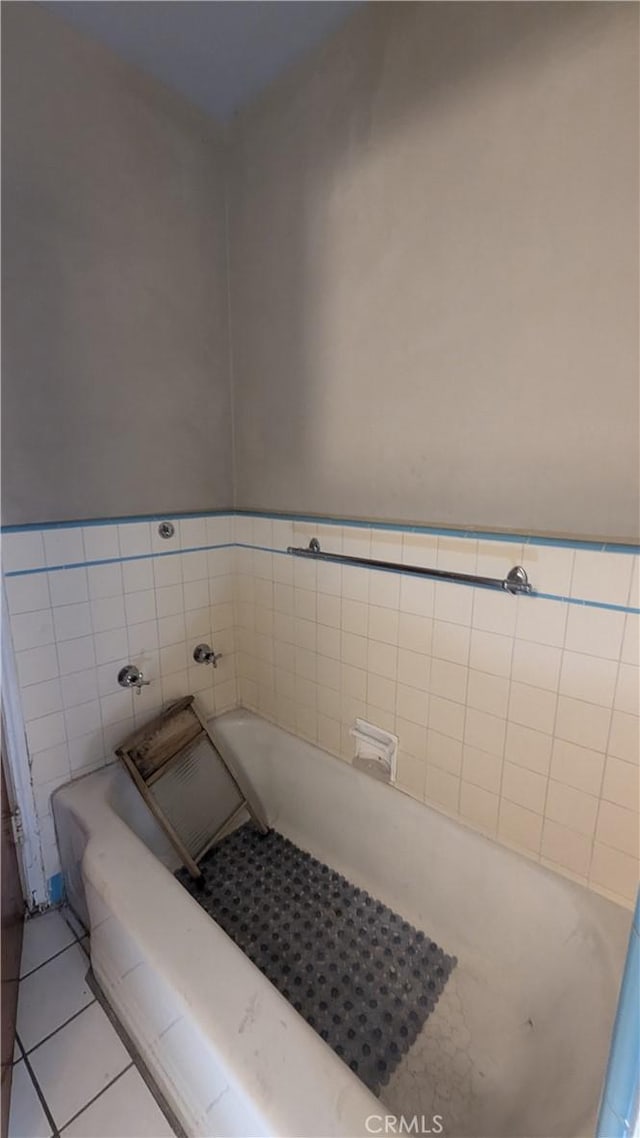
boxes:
[229,2,639,542]
[2,3,232,526]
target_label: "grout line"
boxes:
[20,937,79,981]
[57,1063,134,1134]
[22,999,96,1058]
[20,1043,61,1137]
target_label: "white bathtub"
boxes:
[53,710,631,1138]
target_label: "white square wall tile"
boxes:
[16,645,59,688]
[28,1002,130,1131]
[93,628,129,666]
[472,588,517,637]
[61,669,99,709]
[56,636,96,676]
[48,569,88,608]
[508,682,557,734]
[541,818,593,877]
[469,629,512,678]
[64,700,101,741]
[87,563,123,600]
[30,743,70,786]
[459,781,499,833]
[43,528,84,568]
[467,670,509,718]
[555,695,612,752]
[17,944,93,1051]
[153,554,182,588]
[124,590,157,626]
[464,708,506,757]
[504,721,553,775]
[501,761,547,814]
[521,544,575,597]
[590,843,638,902]
[117,522,152,558]
[462,745,502,793]
[2,531,46,573]
[21,679,62,722]
[516,597,567,648]
[25,713,66,754]
[425,765,460,813]
[122,558,154,593]
[429,695,465,742]
[511,639,561,692]
[53,603,92,643]
[179,515,208,548]
[11,610,55,652]
[550,738,605,797]
[82,525,120,562]
[90,596,126,634]
[571,550,633,607]
[498,799,543,854]
[62,1067,175,1138]
[559,651,618,708]
[8,1060,52,1138]
[596,800,638,857]
[5,573,50,615]
[545,780,599,837]
[564,604,625,661]
[434,581,472,626]
[156,584,183,618]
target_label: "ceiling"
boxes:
[41,1,362,122]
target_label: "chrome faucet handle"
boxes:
[193,643,222,668]
[117,664,151,693]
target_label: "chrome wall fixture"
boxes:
[158,521,175,539]
[287,538,534,596]
[193,643,222,667]
[117,664,151,692]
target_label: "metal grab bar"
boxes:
[287,538,534,596]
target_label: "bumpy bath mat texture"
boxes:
[176,823,456,1094]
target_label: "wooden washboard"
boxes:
[115,696,268,878]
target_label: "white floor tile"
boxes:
[28,1002,131,1130]
[17,944,93,1051]
[62,1067,175,1138]
[20,910,76,977]
[8,1060,52,1138]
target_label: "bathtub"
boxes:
[53,709,631,1138]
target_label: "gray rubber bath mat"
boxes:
[176,824,456,1094]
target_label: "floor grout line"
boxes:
[57,1063,134,1134]
[20,937,80,981]
[20,1044,61,1138]
[22,998,96,1058]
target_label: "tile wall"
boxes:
[2,511,639,909]
[2,515,236,895]
[234,515,639,909]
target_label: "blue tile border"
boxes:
[2,508,639,554]
[0,509,231,533]
[3,543,234,577]
[4,539,639,615]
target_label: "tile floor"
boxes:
[9,908,177,1138]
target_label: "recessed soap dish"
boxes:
[350,718,398,784]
